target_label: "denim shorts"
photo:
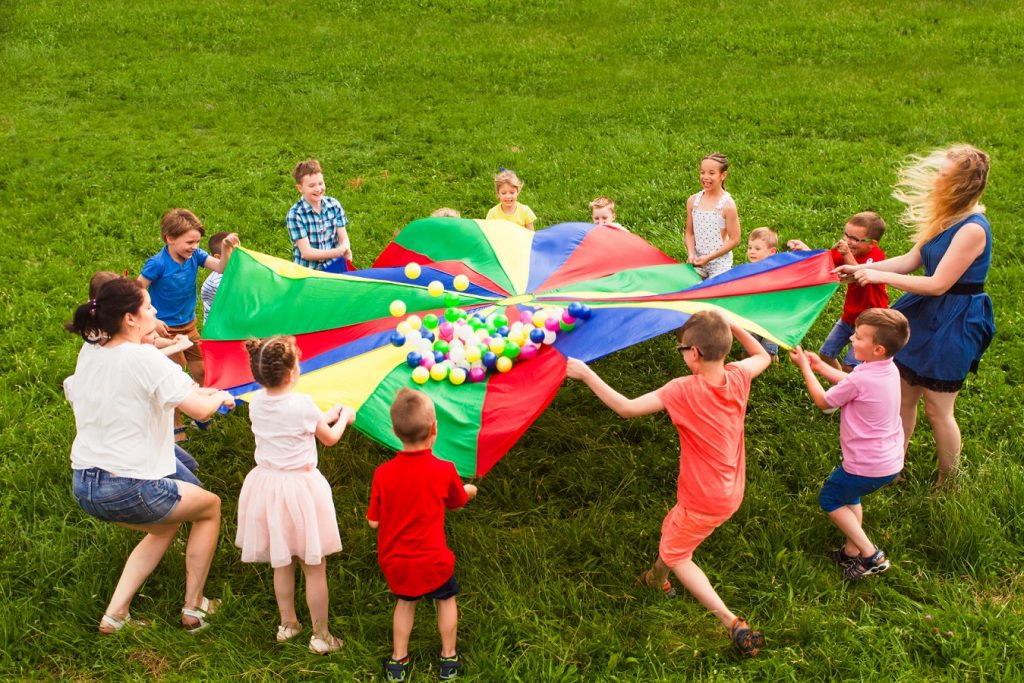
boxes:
[818,465,898,512]
[393,574,460,602]
[819,319,859,367]
[73,468,183,524]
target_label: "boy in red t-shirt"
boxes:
[368,389,478,682]
[788,211,889,371]
[567,310,772,657]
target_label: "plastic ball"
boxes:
[502,341,521,359]
[559,319,576,332]
[444,307,461,322]
[453,274,469,291]
[411,366,430,384]
[430,363,449,381]
[406,314,422,330]
[496,325,510,338]
[561,311,577,325]
[496,356,513,373]
[420,355,435,369]
[443,291,460,307]
[406,351,422,368]
[423,314,439,329]
[543,330,557,345]
[465,345,482,363]
[532,311,547,327]
[508,330,526,346]
[519,344,538,361]
[576,304,592,320]
[417,338,434,356]
[449,346,466,364]
[519,310,534,325]
[544,317,560,332]
[529,328,546,344]
[483,351,498,369]
[567,302,585,318]
[421,329,435,342]
[396,321,412,335]
[389,300,407,317]
[449,367,467,385]
[469,367,487,383]
[427,280,444,297]
[433,340,450,354]
[405,262,422,280]
[438,321,454,341]
[488,338,506,355]
[390,332,406,347]
[433,350,446,364]
[493,313,509,329]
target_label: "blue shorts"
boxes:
[174,445,201,487]
[393,574,460,602]
[73,466,189,525]
[751,333,778,356]
[818,465,899,512]
[819,319,860,367]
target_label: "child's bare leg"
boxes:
[651,556,672,586]
[900,380,926,452]
[300,560,331,638]
[922,388,961,485]
[437,596,458,657]
[828,504,874,557]
[670,558,737,630]
[392,599,418,660]
[187,359,205,387]
[273,560,300,629]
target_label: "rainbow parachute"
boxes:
[203,218,837,477]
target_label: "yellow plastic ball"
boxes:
[496,356,513,373]
[427,280,444,297]
[406,315,422,330]
[532,311,547,327]
[430,363,449,381]
[389,300,407,317]
[453,274,469,291]
[405,262,422,280]
[465,346,482,363]
[397,321,411,335]
[411,366,430,384]
[449,367,467,385]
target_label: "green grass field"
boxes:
[2,0,1023,679]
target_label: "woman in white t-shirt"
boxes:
[64,278,235,634]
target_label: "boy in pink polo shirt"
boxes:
[567,310,772,657]
[789,308,910,581]
[368,389,478,682]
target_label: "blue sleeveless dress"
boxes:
[892,213,995,392]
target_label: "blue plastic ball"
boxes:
[433,350,446,364]
[576,304,592,320]
[390,332,406,347]
[406,351,422,368]
[483,351,498,369]
[529,328,546,344]
[568,302,584,318]
[496,325,510,338]
[422,329,435,342]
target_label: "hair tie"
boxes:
[499,166,511,173]
[88,299,97,316]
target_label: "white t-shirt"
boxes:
[248,391,324,471]
[64,343,194,479]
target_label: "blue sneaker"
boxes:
[844,548,890,581]
[383,656,410,682]
[439,652,463,680]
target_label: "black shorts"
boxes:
[392,574,460,602]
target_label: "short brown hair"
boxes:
[589,196,616,213]
[748,227,778,249]
[208,231,231,256]
[677,310,732,361]
[390,388,436,445]
[88,271,120,300]
[245,336,300,389]
[293,159,323,184]
[431,207,461,218]
[161,208,205,241]
[847,211,886,241]
[855,308,909,357]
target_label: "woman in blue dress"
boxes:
[837,145,992,486]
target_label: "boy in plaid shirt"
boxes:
[286,159,352,273]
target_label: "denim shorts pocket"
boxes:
[74,470,179,524]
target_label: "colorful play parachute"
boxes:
[203,218,837,478]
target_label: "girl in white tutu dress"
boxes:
[235,336,356,654]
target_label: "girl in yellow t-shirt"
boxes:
[486,168,536,230]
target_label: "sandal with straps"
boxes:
[729,616,765,657]
[98,612,150,634]
[309,632,343,655]
[181,596,220,633]
[276,622,302,642]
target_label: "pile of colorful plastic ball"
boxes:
[388,264,591,385]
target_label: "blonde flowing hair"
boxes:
[892,144,989,245]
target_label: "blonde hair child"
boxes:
[486,169,536,230]
[589,197,628,232]
[235,336,356,653]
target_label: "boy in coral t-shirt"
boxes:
[567,310,772,657]
[368,389,478,682]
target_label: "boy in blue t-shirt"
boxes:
[138,208,237,387]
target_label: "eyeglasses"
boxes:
[843,232,871,244]
[676,344,702,357]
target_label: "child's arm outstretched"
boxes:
[730,323,772,378]
[205,233,240,273]
[565,358,663,417]
[789,346,847,411]
[315,404,356,446]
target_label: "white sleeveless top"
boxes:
[690,189,734,278]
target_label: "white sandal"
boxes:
[276,622,302,642]
[181,596,221,633]
[309,633,343,655]
[98,612,150,634]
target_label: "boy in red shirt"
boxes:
[567,310,772,656]
[368,389,478,681]
[788,211,889,371]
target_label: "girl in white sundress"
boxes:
[685,153,741,279]
[235,335,356,655]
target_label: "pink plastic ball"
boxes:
[544,317,560,332]
[468,367,487,383]
[518,344,538,361]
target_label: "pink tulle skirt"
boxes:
[235,465,342,568]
